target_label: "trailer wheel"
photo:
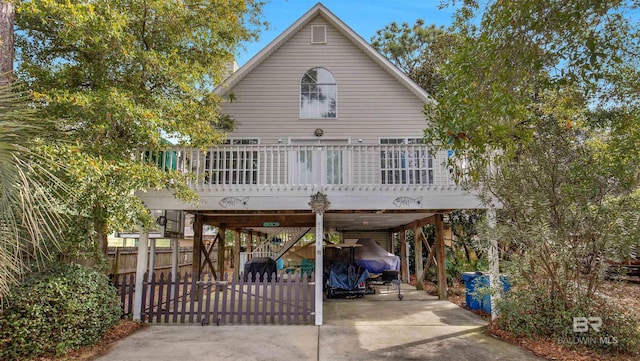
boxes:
[325,283,333,299]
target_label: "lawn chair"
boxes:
[300,259,315,278]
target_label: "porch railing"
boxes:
[142,144,459,190]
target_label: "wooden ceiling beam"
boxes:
[391,214,437,233]
[201,214,315,228]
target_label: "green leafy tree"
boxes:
[427,0,640,165]
[14,0,267,256]
[372,20,484,276]
[428,0,640,352]
[371,19,454,95]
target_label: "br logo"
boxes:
[573,317,602,333]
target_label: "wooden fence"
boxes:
[108,247,194,277]
[107,246,238,277]
[113,271,315,325]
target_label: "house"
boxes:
[134,3,485,325]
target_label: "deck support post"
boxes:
[309,191,330,326]
[192,214,203,279]
[171,238,178,295]
[435,214,447,300]
[147,238,156,303]
[413,223,423,290]
[314,211,324,326]
[133,229,149,321]
[218,225,226,278]
[234,230,241,279]
[487,208,500,320]
[400,231,409,282]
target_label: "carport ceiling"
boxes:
[324,212,435,231]
[199,210,438,233]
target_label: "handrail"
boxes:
[141,144,460,190]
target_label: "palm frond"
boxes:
[0,81,70,299]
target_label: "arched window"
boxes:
[300,67,336,118]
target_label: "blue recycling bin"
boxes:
[461,272,510,313]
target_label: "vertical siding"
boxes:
[222,15,428,145]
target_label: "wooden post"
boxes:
[218,226,226,277]
[234,230,241,279]
[112,247,121,278]
[171,238,178,296]
[422,227,437,282]
[314,212,324,326]
[435,214,447,300]
[308,191,330,326]
[413,224,424,290]
[192,214,203,279]
[149,239,157,275]
[146,238,156,303]
[133,230,149,321]
[400,230,408,282]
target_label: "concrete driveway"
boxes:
[95,285,544,361]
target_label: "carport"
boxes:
[130,204,501,326]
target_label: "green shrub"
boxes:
[0,263,121,360]
[496,287,640,355]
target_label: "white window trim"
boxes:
[299,67,338,119]
[379,137,433,185]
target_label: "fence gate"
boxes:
[114,271,315,325]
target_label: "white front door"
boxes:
[289,139,349,185]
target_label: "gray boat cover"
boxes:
[354,238,400,273]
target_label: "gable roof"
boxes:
[214,3,435,104]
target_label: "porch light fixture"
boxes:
[277,138,283,143]
[314,128,324,137]
[357,138,363,143]
[156,215,167,227]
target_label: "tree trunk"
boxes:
[0,0,14,85]
[96,219,109,257]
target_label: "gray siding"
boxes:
[221,15,428,145]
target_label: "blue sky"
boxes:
[236,0,458,66]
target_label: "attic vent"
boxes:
[311,25,326,44]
